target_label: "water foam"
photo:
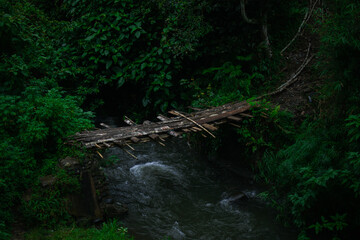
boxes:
[130,161,182,179]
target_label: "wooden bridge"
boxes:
[70,100,253,154]
[70,48,314,155]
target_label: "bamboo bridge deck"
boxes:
[70,100,252,151]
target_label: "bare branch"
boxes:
[281,0,319,55]
[240,0,257,24]
[261,13,272,58]
[259,43,313,98]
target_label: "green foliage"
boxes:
[315,0,360,112]
[259,120,360,239]
[236,100,294,153]
[309,214,348,236]
[346,114,360,143]
[21,169,80,228]
[257,2,360,239]
[0,1,93,235]
[25,219,133,240]
[192,99,294,167]
[0,87,92,231]
[55,0,212,114]
[0,222,11,240]
[192,56,265,107]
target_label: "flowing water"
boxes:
[103,139,296,240]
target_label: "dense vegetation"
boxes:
[258,1,360,239]
[1,0,359,239]
[25,220,133,240]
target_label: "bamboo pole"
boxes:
[169,110,216,138]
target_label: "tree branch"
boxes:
[261,12,272,58]
[259,43,313,98]
[240,0,257,24]
[280,0,319,55]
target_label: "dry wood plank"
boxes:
[149,134,159,140]
[100,123,111,129]
[227,116,243,121]
[195,104,251,124]
[239,113,254,118]
[124,116,136,126]
[143,120,167,144]
[114,141,124,147]
[168,110,216,138]
[96,151,103,158]
[123,148,137,159]
[125,142,135,150]
[130,137,140,143]
[229,123,242,128]
[202,123,218,131]
[157,114,181,137]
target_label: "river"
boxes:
[103,139,296,240]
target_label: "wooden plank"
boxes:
[100,123,111,129]
[114,141,125,147]
[97,151,104,158]
[125,142,135,150]
[143,121,167,145]
[229,123,242,128]
[157,114,181,137]
[143,120,152,125]
[130,137,140,143]
[227,116,242,121]
[239,113,254,118]
[144,120,167,143]
[149,134,158,140]
[203,123,218,131]
[124,116,136,126]
[123,148,137,159]
[168,110,216,138]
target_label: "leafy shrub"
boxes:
[315,0,360,113]
[25,219,133,240]
[259,120,360,239]
[21,169,80,228]
[257,2,360,239]
[235,100,294,153]
[0,87,92,231]
[0,1,93,235]
[53,0,212,115]
[191,56,265,107]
